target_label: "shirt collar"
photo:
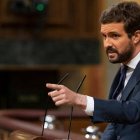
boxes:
[126,52,140,69]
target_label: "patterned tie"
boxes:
[113,65,128,100]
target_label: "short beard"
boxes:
[107,44,133,64]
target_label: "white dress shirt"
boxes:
[85,52,140,116]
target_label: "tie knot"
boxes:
[121,65,128,74]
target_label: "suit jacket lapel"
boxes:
[122,61,140,101]
[109,68,121,99]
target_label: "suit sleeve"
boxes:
[91,97,140,124]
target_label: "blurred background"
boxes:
[0,0,139,140]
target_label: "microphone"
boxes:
[41,73,69,136]
[67,75,86,140]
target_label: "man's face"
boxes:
[100,22,134,64]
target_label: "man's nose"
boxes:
[104,38,112,49]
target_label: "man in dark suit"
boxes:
[46,1,140,140]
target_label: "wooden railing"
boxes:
[0,109,90,140]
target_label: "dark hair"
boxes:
[100,1,140,37]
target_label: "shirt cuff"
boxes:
[84,96,94,116]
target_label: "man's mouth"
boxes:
[108,52,117,59]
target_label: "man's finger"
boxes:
[46,83,62,90]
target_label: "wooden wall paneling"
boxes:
[0,1,5,17]
[72,0,87,35]
[47,0,70,25]
[80,65,106,99]
[0,0,103,39]
[42,0,74,38]
[42,0,102,38]
[85,0,102,37]
[0,0,36,39]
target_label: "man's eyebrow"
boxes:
[100,31,120,35]
[107,31,121,36]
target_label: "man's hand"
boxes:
[46,83,87,109]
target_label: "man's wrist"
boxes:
[75,94,87,109]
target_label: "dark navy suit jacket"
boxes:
[92,61,140,140]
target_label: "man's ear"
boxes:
[132,30,140,44]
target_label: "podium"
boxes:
[0,109,89,140]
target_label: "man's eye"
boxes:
[112,34,120,38]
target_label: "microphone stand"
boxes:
[67,75,86,140]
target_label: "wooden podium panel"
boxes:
[0,109,90,140]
